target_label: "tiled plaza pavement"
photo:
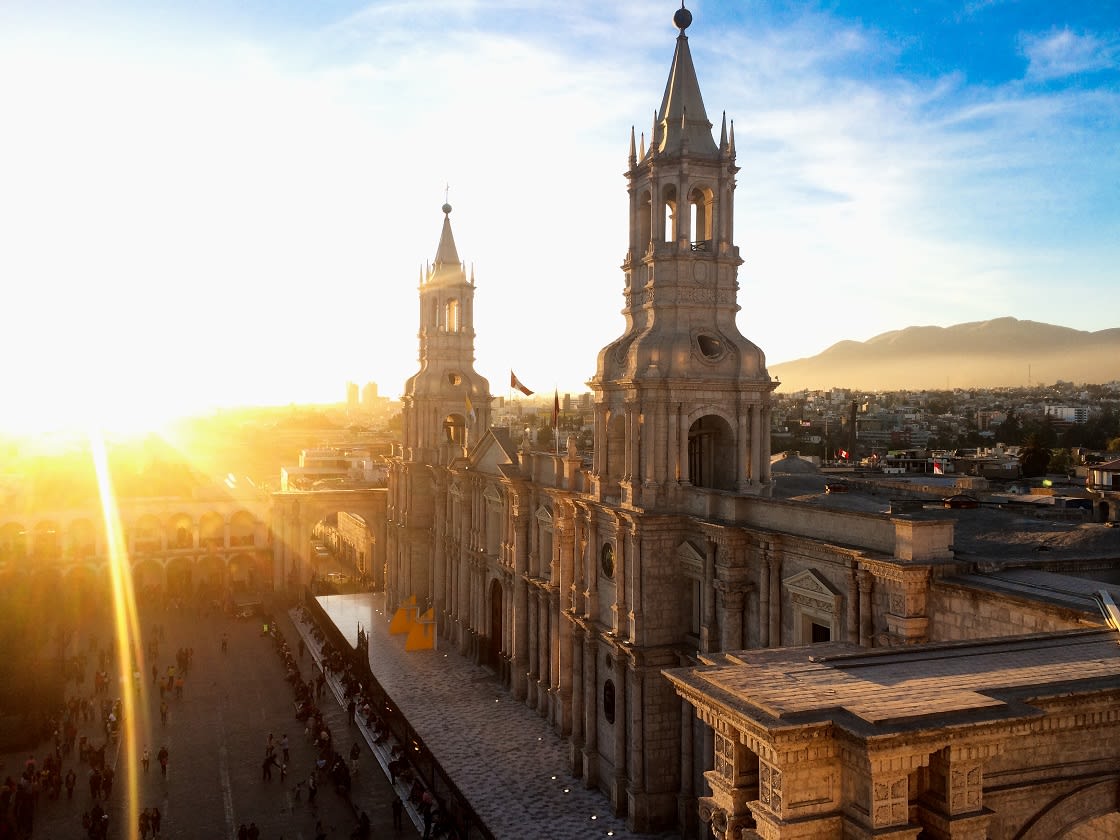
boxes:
[307,593,675,840]
[2,602,406,839]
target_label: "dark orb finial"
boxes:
[673,3,692,31]
[442,202,452,215]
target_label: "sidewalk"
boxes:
[302,592,670,839]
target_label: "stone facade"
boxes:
[381,7,1116,837]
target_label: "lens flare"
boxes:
[91,431,152,840]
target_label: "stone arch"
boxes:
[444,412,467,447]
[132,557,165,595]
[229,510,257,547]
[31,519,62,561]
[687,413,736,491]
[199,512,225,550]
[661,183,679,242]
[488,577,504,668]
[1016,777,1120,839]
[67,517,99,560]
[132,513,162,554]
[687,182,715,247]
[167,513,194,549]
[638,189,653,251]
[166,556,194,596]
[228,552,258,592]
[0,521,28,563]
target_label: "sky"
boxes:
[1,1,1117,432]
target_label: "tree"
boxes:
[1019,433,1051,477]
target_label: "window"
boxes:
[600,542,615,578]
[603,679,616,724]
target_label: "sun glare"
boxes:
[90,431,151,840]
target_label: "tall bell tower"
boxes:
[590,5,776,510]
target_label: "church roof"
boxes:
[433,203,460,267]
[654,8,718,157]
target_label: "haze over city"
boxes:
[2,0,1117,434]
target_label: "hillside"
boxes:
[770,317,1120,391]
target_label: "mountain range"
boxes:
[768,318,1120,392]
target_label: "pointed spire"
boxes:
[434,201,460,267]
[470,263,475,287]
[639,131,646,159]
[729,119,736,157]
[629,126,637,166]
[655,4,717,156]
[719,111,727,150]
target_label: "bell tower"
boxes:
[400,202,492,465]
[590,5,776,509]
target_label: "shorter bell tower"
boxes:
[400,202,492,465]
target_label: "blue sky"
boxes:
[0,1,1117,429]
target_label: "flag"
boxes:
[837,449,850,460]
[465,394,476,423]
[510,370,534,396]
[551,390,559,427]
[933,461,943,475]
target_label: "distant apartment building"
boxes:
[345,381,359,410]
[1045,404,1089,423]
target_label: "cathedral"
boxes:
[385,6,1120,838]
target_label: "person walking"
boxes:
[349,741,361,776]
[391,794,403,830]
[142,746,150,773]
[261,753,279,781]
[307,771,318,806]
[157,746,169,779]
[280,733,290,765]
[151,805,162,836]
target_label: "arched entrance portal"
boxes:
[688,414,736,490]
[488,578,503,670]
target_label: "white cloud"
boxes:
[1020,28,1119,82]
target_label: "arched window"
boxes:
[443,412,467,446]
[661,185,678,243]
[687,414,736,491]
[688,185,714,249]
[638,190,652,252]
[445,299,460,332]
[603,679,616,724]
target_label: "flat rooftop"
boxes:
[667,630,1120,737]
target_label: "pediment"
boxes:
[483,484,502,505]
[469,429,517,476]
[783,568,842,605]
[676,540,705,575]
[536,506,554,525]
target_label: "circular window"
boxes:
[603,680,616,724]
[600,543,614,578]
[697,334,723,359]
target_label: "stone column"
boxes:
[858,569,874,647]
[678,697,695,834]
[612,656,628,814]
[736,409,750,490]
[847,567,860,645]
[679,405,690,484]
[717,585,744,651]
[512,512,530,700]
[538,594,550,717]
[759,551,771,647]
[582,636,599,787]
[569,626,584,771]
[586,518,599,621]
[612,522,627,638]
[917,744,997,840]
[750,404,762,487]
[557,519,575,734]
[527,589,539,708]
[701,541,716,653]
[767,553,781,647]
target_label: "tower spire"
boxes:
[654,3,717,156]
[433,200,460,267]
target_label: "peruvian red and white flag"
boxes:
[837,449,850,460]
[510,370,534,396]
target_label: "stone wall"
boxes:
[927,580,1091,641]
